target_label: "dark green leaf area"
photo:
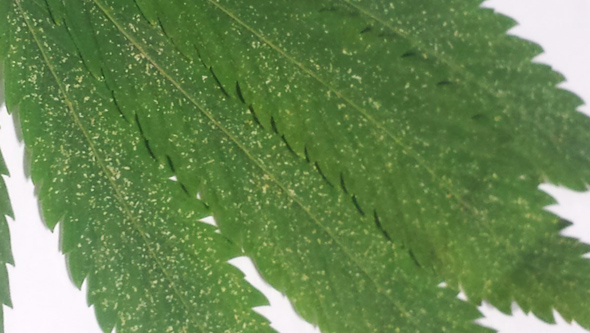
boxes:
[3,2,270,332]
[0,148,14,333]
[7,0,492,332]
[114,0,590,327]
[1,5,15,331]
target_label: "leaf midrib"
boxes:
[16,2,207,332]
[91,0,429,324]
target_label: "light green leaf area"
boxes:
[0,149,14,333]
[2,0,491,332]
[2,0,590,332]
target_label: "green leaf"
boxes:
[1,2,271,332]
[114,0,590,327]
[0,3,13,330]
[0,7,14,323]
[2,0,489,331]
[1,0,589,332]
[0,148,14,333]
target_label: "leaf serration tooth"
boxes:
[351,195,365,216]
[157,17,192,61]
[314,162,333,187]
[144,140,157,161]
[236,81,246,104]
[61,20,96,78]
[340,172,349,194]
[270,115,279,134]
[247,105,263,127]
[43,0,57,25]
[134,113,145,135]
[110,90,128,122]
[209,66,229,97]
[360,26,372,34]
[166,155,176,173]
[180,183,190,196]
[193,44,209,69]
[281,135,297,157]
[304,146,311,163]
[373,210,392,241]
[408,250,422,268]
[132,0,152,24]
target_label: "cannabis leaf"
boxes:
[1,0,589,332]
[2,2,271,331]
[1,4,15,329]
[0,148,13,333]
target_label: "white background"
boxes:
[1,0,590,332]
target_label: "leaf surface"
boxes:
[0,0,492,331]
[0,148,14,333]
[2,0,590,332]
[1,1,271,332]
[0,6,14,329]
[119,0,590,326]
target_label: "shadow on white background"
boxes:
[1,0,590,332]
